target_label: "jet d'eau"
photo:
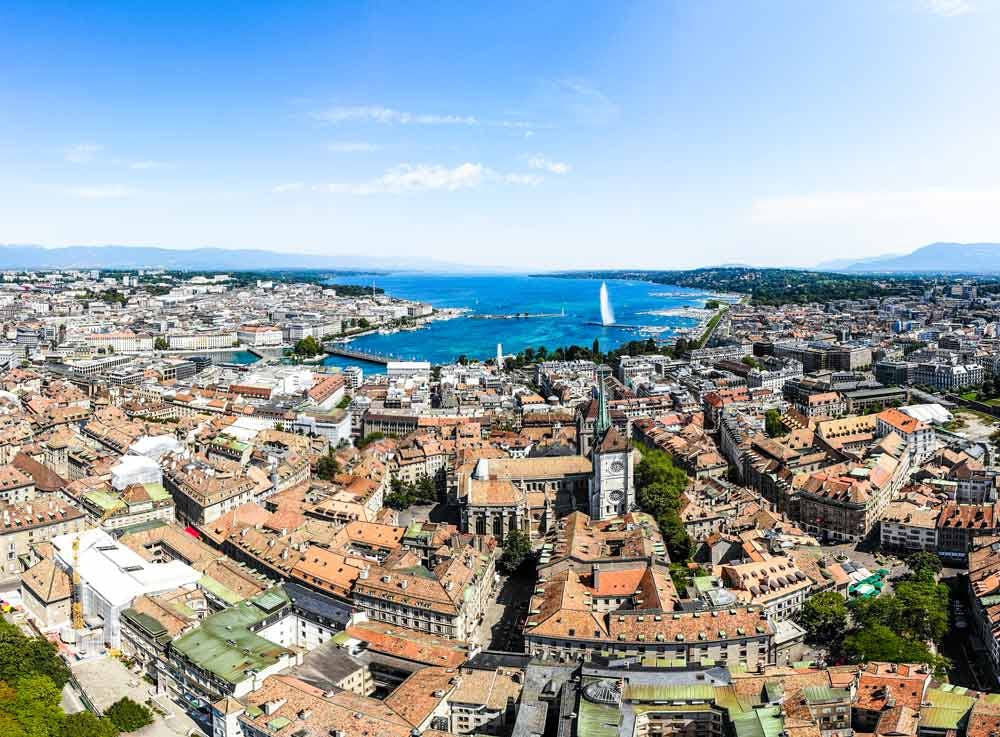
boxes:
[600,281,616,326]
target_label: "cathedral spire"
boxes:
[594,366,611,444]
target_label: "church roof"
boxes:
[598,425,630,454]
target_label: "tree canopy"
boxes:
[633,445,691,563]
[798,591,849,647]
[0,620,130,737]
[499,529,533,575]
[293,335,322,357]
[314,448,340,482]
[105,698,153,733]
[384,475,438,510]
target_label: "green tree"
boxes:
[841,624,944,670]
[764,408,786,438]
[1,675,65,737]
[499,529,532,574]
[61,712,118,737]
[852,579,949,644]
[104,698,153,733]
[798,591,849,647]
[592,338,601,360]
[0,620,70,689]
[633,445,692,563]
[905,551,942,582]
[153,336,168,350]
[358,318,371,329]
[293,335,322,357]
[314,449,340,481]
[356,431,385,449]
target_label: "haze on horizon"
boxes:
[2,1,999,271]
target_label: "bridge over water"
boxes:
[323,342,422,365]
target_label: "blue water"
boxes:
[323,274,720,372]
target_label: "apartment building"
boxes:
[85,331,154,354]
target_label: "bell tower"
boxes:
[588,367,634,520]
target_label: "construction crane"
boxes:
[71,535,84,631]
[71,501,125,635]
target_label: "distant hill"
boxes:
[0,244,502,272]
[818,242,1000,273]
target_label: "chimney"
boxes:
[592,563,601,590]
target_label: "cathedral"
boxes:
[588,369,636,520]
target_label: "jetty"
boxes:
[469,311,565,320]
[584,321,646,329]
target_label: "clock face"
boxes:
[610,490,624,502]
[610,459,625,474]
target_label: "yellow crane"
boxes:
[71,501,125,634]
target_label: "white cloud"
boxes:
[750,189,1000,225]
[921,0,974,16]
[64,143,103,164]
[527,155,570,174]
[272,182,306,193]
[312,105,539,129]
[313,162,551,196]
[314,106,478,126]
[329,163,485,195]
[66,185,136,199]
[327,141,380,153]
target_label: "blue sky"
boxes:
[1,0,998,269]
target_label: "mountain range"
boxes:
[816,242,1000,274]
[0,244,507,273]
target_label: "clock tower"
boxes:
[588,368,634,520]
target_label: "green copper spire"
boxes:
[594,366,611,443]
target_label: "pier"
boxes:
[584,321,646,329]
[469,311,565,320]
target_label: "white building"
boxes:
[167,331,237,350]
[876,407,936,463]
[237,325,283,347]
[52,529,201,649]
[85,331,154,354]
[387,361,431,378]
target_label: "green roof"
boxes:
[713,685,750,715]
[198,575,245,606]
[266,716,291,731]
[576,694,619,737]
[170,587,292,685]
[122,608,168,638]
[802,686,850,704]
[919,706,966,730]
[144,482,171,502]
[623,684,716,703]
[119,519,168,536]
[212,436,249,452]
[732,706,785,737]
[921,686,976,730]
[84,489,124,512]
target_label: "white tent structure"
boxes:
[110,454,162,491]
[52,529,200,648]
[901,403,954,425]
